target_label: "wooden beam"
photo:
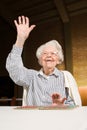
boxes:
[67,1,87,11]
[67,0,87,16]
[30,10,58,23]
[63,22,73,73]
[70,8,87,17]
[54,0,69,23]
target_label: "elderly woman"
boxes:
[6,16,82,107]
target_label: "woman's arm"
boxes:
[6,16,36,86]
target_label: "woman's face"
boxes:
[39,45,59,70]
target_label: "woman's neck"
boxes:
[43,67,55,75]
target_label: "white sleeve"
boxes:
[63,70,82,106]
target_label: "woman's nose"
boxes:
[47,53,52,56]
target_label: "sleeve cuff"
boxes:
[11,44,23,55]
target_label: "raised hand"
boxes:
[14,16,36,47]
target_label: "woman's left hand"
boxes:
[51,93,66,105]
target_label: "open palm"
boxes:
[14,16,36,41]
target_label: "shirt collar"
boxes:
[37,67,60,78]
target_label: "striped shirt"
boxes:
[6,45,74,106]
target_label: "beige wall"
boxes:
[71,13,87,86]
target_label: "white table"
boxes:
[0,106,87,130]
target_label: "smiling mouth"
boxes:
[46,60,52,62]
[45,58,52,61]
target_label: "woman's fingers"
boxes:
[18,16,22,24]
[61,97,67,103]
[29,25,36,32]
[14,16,36,28]
[52,93,67,104]
[14,16,27,25]
[52,93,60,99]
[25,16,29,26]
[14,20,18,27]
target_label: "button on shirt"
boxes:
[6,45,74,106]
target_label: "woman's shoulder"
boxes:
[27,68,38,74]
[61,70,72,75]
[61,70,74,79]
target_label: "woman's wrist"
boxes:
[15,36,25,48]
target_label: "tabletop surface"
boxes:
[0,106,87,130]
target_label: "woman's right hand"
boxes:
[14,16,36,47]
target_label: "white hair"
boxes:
[36,40,64,64]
